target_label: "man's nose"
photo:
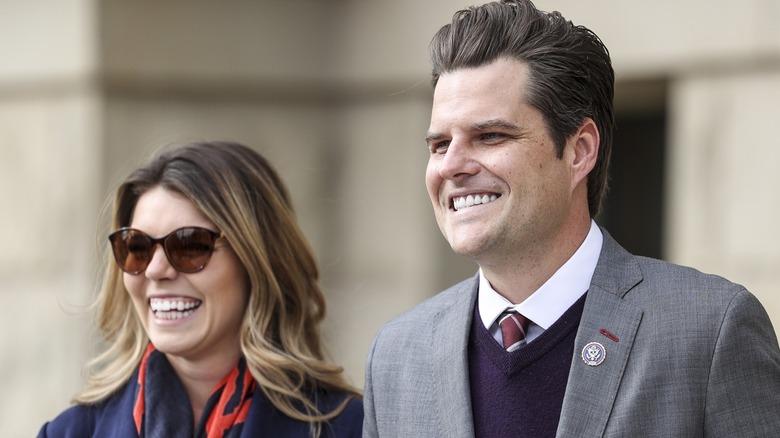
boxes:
[438,140,479,180]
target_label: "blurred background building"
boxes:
[3,0,780,434]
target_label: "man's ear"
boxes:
[569,118,599,189]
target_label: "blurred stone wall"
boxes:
[2,0,779,435]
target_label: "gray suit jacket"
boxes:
[363,232,780,437]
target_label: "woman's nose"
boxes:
[144,244,177,280]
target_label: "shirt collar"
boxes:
[478,220,603,331]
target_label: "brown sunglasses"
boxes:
[108,227,223,275]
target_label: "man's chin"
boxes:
[446,238,488,260]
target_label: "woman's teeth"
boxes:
[149,298,201,320]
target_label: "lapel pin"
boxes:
[599,328,619,342]
[581,341,606,366]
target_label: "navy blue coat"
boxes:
[38,372,363,438]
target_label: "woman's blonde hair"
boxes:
[74,141,359,429]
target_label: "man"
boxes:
[363,1,780,437]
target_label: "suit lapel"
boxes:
[557,232,644,437]
[431,277,479,437]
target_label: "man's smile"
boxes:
[451,193,500,211]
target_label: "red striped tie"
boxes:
[499,310,529,351]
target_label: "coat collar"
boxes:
[431,276,480,437]
[556,230,644,436]
[241,388,361,437]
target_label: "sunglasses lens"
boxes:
[109,227,219,274]
[110,229,153,274]
[165,228,217,273]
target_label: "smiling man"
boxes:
[363,1,780,437]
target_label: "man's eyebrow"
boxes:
[424,131,446,144]
[472,119,521,132]
[424,119,521,143]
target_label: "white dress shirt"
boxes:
[478,220,603,345]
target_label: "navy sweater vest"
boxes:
[468,294,586,438]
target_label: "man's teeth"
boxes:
[453,193,498,211]
[149,298,201,320]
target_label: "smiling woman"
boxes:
[38,141,363,438]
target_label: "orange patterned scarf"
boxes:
[133,344,256,437]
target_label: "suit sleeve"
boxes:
[705,288,780,436]
[362,333,380,438]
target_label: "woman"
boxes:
[39,141,362,437]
